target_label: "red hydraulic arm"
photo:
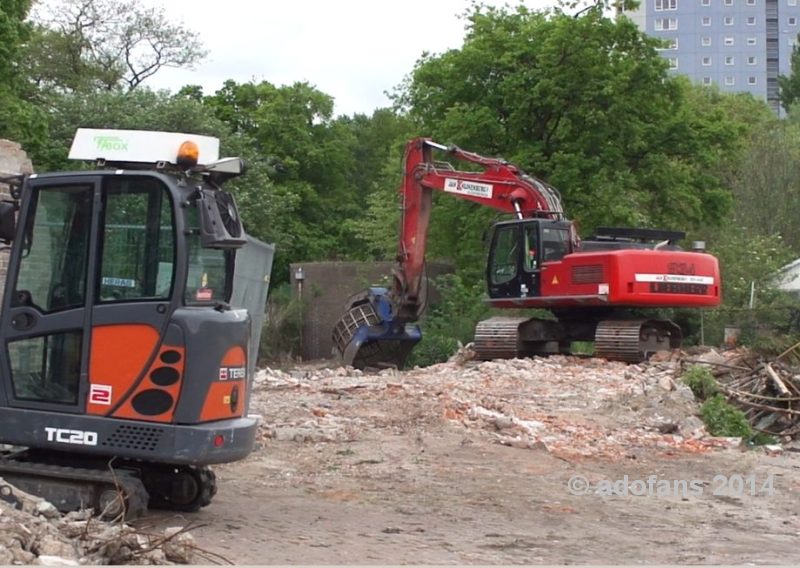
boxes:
[393,137,567,321]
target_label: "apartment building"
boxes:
[625,0,800,113]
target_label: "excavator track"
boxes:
[474,316,528,360]
[474,316,682,363]
[594,319,681,363]
[143,465,217,512]
[0,457,148,520]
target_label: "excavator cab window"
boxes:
[523,224,539,271]
[542,224,570,262]
[184,204,233,304]
[97,178,175,302]
[489,224,520,285]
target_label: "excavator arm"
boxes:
[393,138,565,320]
[333,137,567,368]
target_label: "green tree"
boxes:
[0,0,48,159]
[202,80,410,278]
[779,39,800,111]
[36,89,289,258]
[388,5,744,275]
[21,0,206,94]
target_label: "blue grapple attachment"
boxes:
[331,287,421,370]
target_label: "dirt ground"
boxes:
[149,354,800,565]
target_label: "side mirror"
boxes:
[0,202,16,243]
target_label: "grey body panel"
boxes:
[0,406,257,465]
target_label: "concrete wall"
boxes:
[289,260,454,360]
[0,140,34,304]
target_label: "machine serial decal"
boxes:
[634,274,714,285]
[44,427,98,446]
[444,178,493,198]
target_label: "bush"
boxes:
[701,394,753,438]
[406,334,460,368]
[259,283,305,363]
[681,366,719,400]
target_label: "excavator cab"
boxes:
[486,219,573,300]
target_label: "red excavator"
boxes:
[332,138,721,368]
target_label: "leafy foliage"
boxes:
[23,0,206,93]
[701,394,753,439]
[779,40,800,111]
[681,366,719,400]
[382,5,749,274]
[0,0,49,158]
[406,273,492,368]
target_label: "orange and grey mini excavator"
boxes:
[0,129,260,519]
[333,138,721,369]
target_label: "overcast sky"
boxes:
[146,0,564,116]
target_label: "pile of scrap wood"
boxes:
[683,345,800,439]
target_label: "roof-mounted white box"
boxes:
[68,128,220,166]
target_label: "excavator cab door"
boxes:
[486,220,541,300]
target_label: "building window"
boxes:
[791,37,798,47]
[724,16,734,26]
[748,56,758,64]
[790,17,798,26]
[655,0,677,10]
[747,16,757,25]
[702,56,712,66]
[725,76,735,86]
[790,0,798,6]
[747,36,757,45]
[746,0,756,4]
[702,36,712,46]
[668,57,679,69]
[703,77,713,86]
[724,0,733,5]
[724,36,735,46]
[725,55,735,65]
[702,16,711,26]
[655,18,678,31]
[701,0,710,5]
[748,76,757,85]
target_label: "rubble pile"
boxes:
[251,348,737,461]
[687,345,800,439]
[0,479,197,565]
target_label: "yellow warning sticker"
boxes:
[223,395,231,404]
[552,275,559,285]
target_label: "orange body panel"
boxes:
[199,345,247,422]
[221,345,246,366]
[111,345,185,423]
[199,380,245,421]
[87,325,159,415]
